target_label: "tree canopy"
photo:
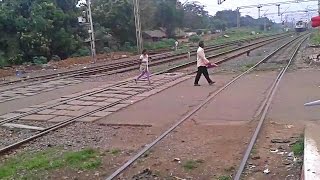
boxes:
[0,0,274,66]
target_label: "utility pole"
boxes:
[86,0,96,63]
[258,5,262,18]
[237,8,240,28]
[133,0,143,54]
[318,0,320,15]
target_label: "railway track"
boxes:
[0,33,292,104]
[0,33,293,125]
[0,32,289,88]
[0,32,297,156]
[103,33,309,179]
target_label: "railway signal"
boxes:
[311,15,320,27]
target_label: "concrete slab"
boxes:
[65,110,88,117]
[195,71,278,125]
[0,112,21,119]
[66,105,86,111]
[2,123,45,131]
[50,110,71,116]
[20,114,56,121]
[77,116,101,122]
[0,81,105,115]
[97,74,232,127]
[48,116,72,122]
[53,105,71,110]
[37,109,57,115]
[80,106,100,112]
[80,101,97,106]
[92,111,112,117]
[269,69,320,122]
[304,122,320,180]
[15,107,36,113]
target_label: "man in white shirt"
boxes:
[194,41,217,86]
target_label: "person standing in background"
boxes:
[175,40,179,51]
[135,49,151,85]
[194,41,217,86]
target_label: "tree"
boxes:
[214,10,239,28]
[154,0,183,37]
[183,2,209,29]
[0,0,82,64]
[92,0,135,46]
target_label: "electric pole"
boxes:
[237,8,240,28]
[133,0,143,54]
[318,0,320,15]
[86,0,96,63]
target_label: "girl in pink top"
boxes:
[135,49,151,85]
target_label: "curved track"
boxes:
[104,33,309,179]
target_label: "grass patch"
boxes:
[207,28,263,46]
[251,145,257,155]
[291,135,304,156]
[310,31,320,45]
[217,175,231,180]
[224,166,235,172]
[0,148,102,179]
[144,39,176,51]
[182,159,204,170]
[109,148,121,156]
[245,63,255,69]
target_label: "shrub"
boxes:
[51,55,61,61]
[72,47,90,57]
[189,35,201,44]
[32,56,48,65]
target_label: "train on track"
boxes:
[295,20,308,32]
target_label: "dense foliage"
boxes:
[0,0,274,66]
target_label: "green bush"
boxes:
[51,55,61,61]
[71,47,90,57]
[189,35,201,44]
[311,32,320,45]
[32,56,48,65]
[0,52,9,68]
[196,30,202,35]
[103,47,111,53]
[120,42,136,52]
[8,54,24,65]
[144,38,175,50]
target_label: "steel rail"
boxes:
[0,33,289,88]
[0,34,291,125]
[105,34,307,180]
[233,34,309,180]
[0,34,298,154]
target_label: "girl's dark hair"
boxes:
[142,49,147,54]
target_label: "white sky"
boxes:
[188,0,319,22]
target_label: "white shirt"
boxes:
[197,47,209,67]
[140,54,149,70]
[175,41,178,46]
[140,54,148,63]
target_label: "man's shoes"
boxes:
[194,84,200,86]
[209,81,215,85]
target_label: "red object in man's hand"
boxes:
[206,62,218,68]
[311,16,320,27]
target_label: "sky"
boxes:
[187,0,319,22]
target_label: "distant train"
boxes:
[295,20,307,32]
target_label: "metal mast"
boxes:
[86,0,96,63]
[133,0,143,54]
